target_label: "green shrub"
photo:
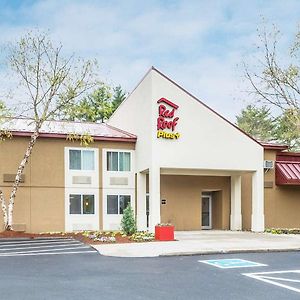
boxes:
[120,205,136,235]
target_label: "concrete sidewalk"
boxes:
[92,231,300,257]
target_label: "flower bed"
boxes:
[265,228,300,235]
[0,230,155,244]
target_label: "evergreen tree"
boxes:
[236,105,275,141]
[121,205,136,235]
[62,84,126,122]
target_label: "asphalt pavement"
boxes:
[0,247,299,299]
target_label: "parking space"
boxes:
[0,238,98,256]
[197,252,300,298]
[199,258,268,269]
[243,270,300,294]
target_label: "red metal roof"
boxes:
[1,118,137,142]
[276,161,300,185]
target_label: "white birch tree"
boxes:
[244,24,300,150]
[0,32,99,230]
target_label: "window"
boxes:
[69,194,95,214]
[69,149,95,170]
[107,195,118,214]
[107,151,130,171]
[107,195,131,214]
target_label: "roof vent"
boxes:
[264,160,274,170]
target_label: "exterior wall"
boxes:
[264,150,300,228]
[160,175,230,230]
[108,72,153,173]
[150,70,263,172]
[212,190,224,229]
[0,136,135,232]
[241,149,300,230]
[241,173,252,230]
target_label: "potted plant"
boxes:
[155,223,175,241]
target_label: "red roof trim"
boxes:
[11,131,137,143]
[157,97,179,109]
[150,67,263,147]
[262,144,289,150]
[277,152,300,157]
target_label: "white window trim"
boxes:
[107,194,131,215]
[102,188,135,231]
[102,148,135,189]
[64,147,99,189]
[68,148,96,171]
[69,194,95,215]
[65,188,99,232]
[106,150,132,172]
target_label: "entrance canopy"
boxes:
[276,161,300,185]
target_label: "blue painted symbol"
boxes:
[199,259,267,269]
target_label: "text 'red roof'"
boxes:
[276,161,300,185]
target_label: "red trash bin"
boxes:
[155,224,175,241]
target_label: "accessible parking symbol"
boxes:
[199,258,267,269]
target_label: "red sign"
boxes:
[156,98,180,139]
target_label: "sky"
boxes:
[0,0,300,121]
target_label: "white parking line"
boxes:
[243,270,300,294]
[0,240,80,247]
[0,239,77,248]
[260,276,300,283]
[0,250,97,257]
[0,239,74,245]
[0,245,90,256]
[0,242,83,251]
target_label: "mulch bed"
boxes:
[0,230,133,245]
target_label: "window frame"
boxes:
[106,194,131,215]
[106,151,131,172]
[69,194,95,215]
[69,148,96,171]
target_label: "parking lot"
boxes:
[0,245,300,299]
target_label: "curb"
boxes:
[92,247,300,258]
[159,248,300,257]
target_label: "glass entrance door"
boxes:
[201,194,212,229]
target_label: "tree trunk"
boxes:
[5,130,39,230]
[0,190,7,230]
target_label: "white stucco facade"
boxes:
[109,67,265,232]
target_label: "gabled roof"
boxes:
[127,66,263,147]
[148,67,295,151]
[1,118,136,142]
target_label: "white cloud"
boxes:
[0,0,300,121]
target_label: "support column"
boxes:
[148,166,161,233]
[136,172,147,231]
[230,175,242,230]
[251,170,265,232]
